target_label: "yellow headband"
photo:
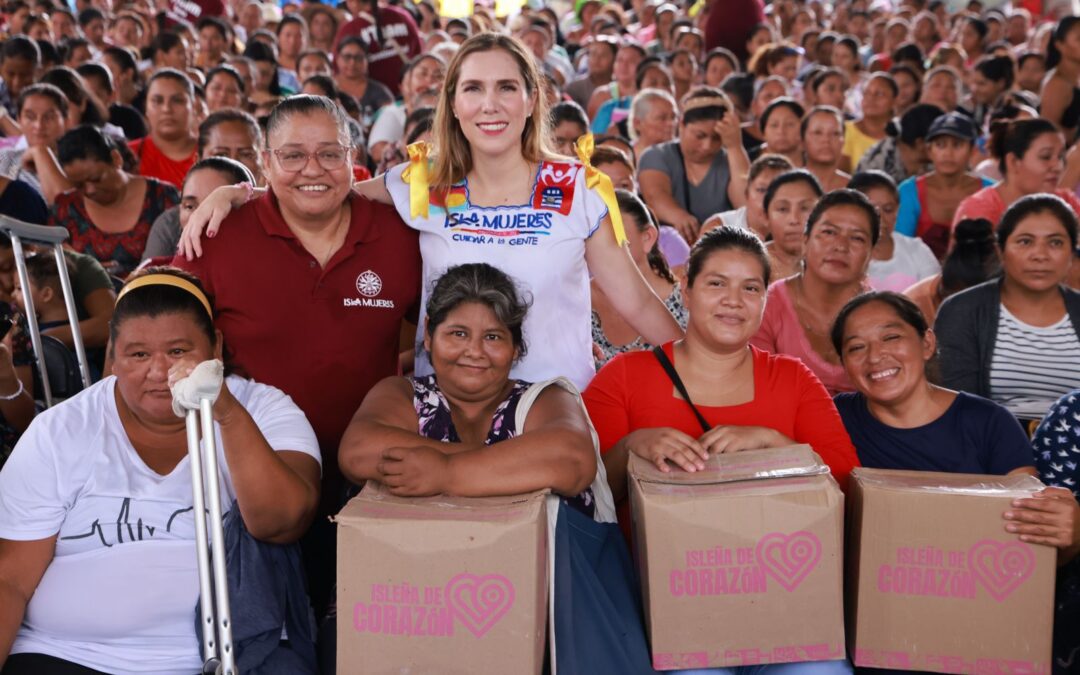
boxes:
[116,274,214,321]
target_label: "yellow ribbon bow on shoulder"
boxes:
[401,141,432,219]
[575,134,627,246]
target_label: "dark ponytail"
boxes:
[940,218,999,298]
[615,189,676,285]
[1046,16,1080,71]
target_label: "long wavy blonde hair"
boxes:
[430,32,556,189]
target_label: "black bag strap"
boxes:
[652,345,711,433]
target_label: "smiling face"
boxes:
[113,312,219,425]
[451,48,536,162]
[425,301,517,402]
[767,180,818,257]
[684,247,768,353]
[1002,211,1074,293]
[805,204,873,285]
[840,300,934,408]
[265,110,352,224]
[336,42,367,80]
[146,77,193,142]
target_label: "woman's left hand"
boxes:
[698,425,790,454]
[377,446,451,497]
[716,112,743,150]
[1003,487,1080,555]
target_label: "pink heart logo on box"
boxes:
[968,539,1034,602]
[445,573,515,638]
[755,530,822,592]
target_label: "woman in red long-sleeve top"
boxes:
[583,225,860,538]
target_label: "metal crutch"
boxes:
[0,215,92,407]
[184,396,237,675]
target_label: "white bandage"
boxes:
[170,359,225,417]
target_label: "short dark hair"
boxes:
[150,30,187,63]
[806,189,881,246]
[185,156,254,188]
[763,169,823,213]
[974,54,1015,89]
[103,46,138,75]
[550,100,588,131]
[302,74,337,98]
[759,96,804,133]
[77,7,103,26]
[16,82,68,118]
[1,35,40,65]
[997,193,1079,250]
[425,263,531,358]
[147,67,194,99]
[75,62,113,95]
[197,108,261,157]
[681,86,730,126]
[831,291,929,361]
[686,225,771,288]
[206,65,245,93]
[196,15,230,40]
[847,170,899,202]
[748,153,794,185]
[57,124,117,165]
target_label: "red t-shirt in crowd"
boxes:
[583,342,860,538]
[172,190,422,513]
[704,0,764,62]
[129,136,197,190]
[953,185,1080,230]
[334,6,422,98]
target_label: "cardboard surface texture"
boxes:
[629,445,846,670]
[848,468,1056,674]
[336,482,548,675]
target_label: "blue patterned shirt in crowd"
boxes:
[1031,390,1080,675]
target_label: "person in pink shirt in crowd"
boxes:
[954,118,1080,227]
[752,189,878,395]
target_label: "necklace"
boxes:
[318,205,350,268]
[790,276,835,339]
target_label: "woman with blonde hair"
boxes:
[180,33,682,390]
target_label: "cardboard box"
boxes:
[848,468,1056,674]
[629,445,846,670]
[336,482,548,675]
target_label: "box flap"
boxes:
[628,444,828,485]
[851,467,1045,496]
[334,482,549,525]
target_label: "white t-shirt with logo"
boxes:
[386,160,609,390]
[0,375,320,675]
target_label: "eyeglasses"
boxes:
[270,145,349,172]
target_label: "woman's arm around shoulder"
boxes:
[586,216,683,346]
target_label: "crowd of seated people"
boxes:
[0,0,1079,672]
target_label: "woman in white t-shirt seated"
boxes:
[0,268,321,675]
[849,171,940,293]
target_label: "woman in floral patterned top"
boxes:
[593,190,689,368]
[339,263,597,516]
[48,125,179,277]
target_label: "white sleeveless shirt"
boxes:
[385,160,609,390]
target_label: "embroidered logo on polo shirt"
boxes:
[344,270,395,309]
[356,270,383,297]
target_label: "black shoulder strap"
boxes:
[652,345,711,433]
